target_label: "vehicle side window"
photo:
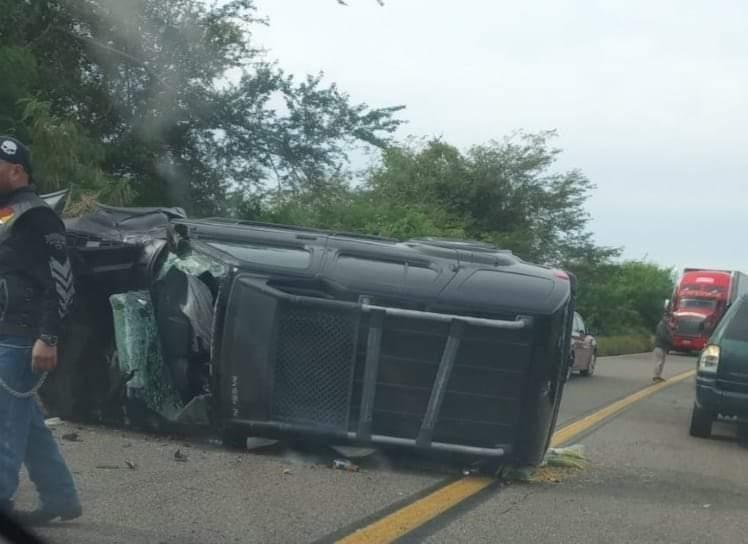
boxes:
[721,299,748,341]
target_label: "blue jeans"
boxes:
[0,335,80,511]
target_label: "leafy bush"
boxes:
[597,335,654,357]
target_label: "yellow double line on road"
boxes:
[337,368,696,544]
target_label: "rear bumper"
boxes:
[673,336,706,352]
[696,378,748,418]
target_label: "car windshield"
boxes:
[680,298,718,310]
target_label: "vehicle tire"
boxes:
[580,352,597,377]
[689,404,713,438]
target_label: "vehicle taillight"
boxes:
[698,345,720,374]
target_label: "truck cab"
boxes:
[670,270,736,353]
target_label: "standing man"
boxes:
[0,135,81,525]
[653,316,673,383]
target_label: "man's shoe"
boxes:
[652,376,666,383]
[12,504,82,526]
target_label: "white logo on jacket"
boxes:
[0,140,18,156]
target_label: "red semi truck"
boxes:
[666,268,748,353]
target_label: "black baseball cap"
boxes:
[0,135,33,178]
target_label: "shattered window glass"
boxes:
[158,252,227,280]
[109,291,184,421]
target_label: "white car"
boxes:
[569,312,598,378]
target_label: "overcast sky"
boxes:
[253,0,748,271]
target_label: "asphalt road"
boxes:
[557,352,694,426]
[13,352,727,544]
[420,369,748,543]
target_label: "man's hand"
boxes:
[32,339,58,373]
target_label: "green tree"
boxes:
[20,99,132,206]
[0,0,404,214]
[0,40,123,206]
[360,131,617,264]
[572,260,675,335]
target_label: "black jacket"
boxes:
[0,186,74,338]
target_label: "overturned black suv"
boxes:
[40,192,577,467]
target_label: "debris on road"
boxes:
[282,468,292,475]
[174,449,189,462]
[62,432,81,442]
[125,460,138,470]
[543,444,587,469]
[502,466,534,482]
[332,459,360,472]
[330,445,377,459]
[532,467,564,483]
[45,417,64,427]
[95,464,122,470]
[501,444,587,483]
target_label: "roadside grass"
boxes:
[597,335,654,357]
